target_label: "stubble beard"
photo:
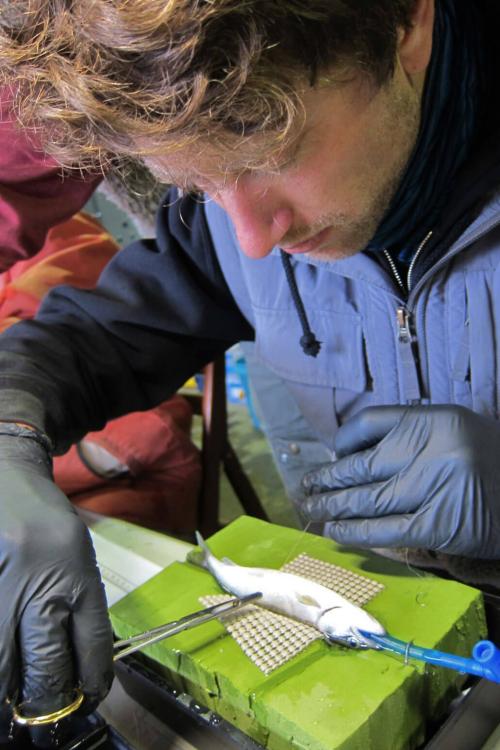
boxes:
[306,82,422,262]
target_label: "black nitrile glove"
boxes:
[0,428,113,745]
[301,405,500,558]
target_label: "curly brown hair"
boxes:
[0,0,417,172]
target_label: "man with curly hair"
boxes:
[0,0,499,742]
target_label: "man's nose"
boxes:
[218,183,293,258]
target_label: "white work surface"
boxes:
[79,509,192,606]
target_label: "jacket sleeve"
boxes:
[0,190,254,451]
[0,87,100,271]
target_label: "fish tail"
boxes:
[195,530,211,568]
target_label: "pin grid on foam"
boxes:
[200,553,384,674]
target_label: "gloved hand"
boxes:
[301,405,500,558]
[0,426,113,745]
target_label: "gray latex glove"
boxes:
[301,405,500,558]
[0,429,113,743]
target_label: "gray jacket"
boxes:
[205,192,500,451]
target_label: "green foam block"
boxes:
[110,516,486,750]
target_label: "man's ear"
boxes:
[398,0,434,76]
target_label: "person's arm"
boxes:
[0,189,253,449]
[0,190,252,740]
[0,87,100,271]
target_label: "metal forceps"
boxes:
[12,592,262,727]
[113,590,262,660]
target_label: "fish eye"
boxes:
[323,633,357,648]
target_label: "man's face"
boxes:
[151,61,424,262]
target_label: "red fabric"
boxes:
[54,398,200,532]
[0,86,101,272]
[0,210,201,532]
[0,212,118,330]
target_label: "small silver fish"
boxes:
[195,532,385,647]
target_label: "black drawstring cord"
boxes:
[280,249,322,358]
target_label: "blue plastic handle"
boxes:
[358,631,500,683]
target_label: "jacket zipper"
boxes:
[383,231,433,400]
[382,230,434,296]
[382,250,405,294]
[383,212,500,376]
[408,213,500,306]
[383,230,434,341]
[407,230,433,292]
[396,307,411,343]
